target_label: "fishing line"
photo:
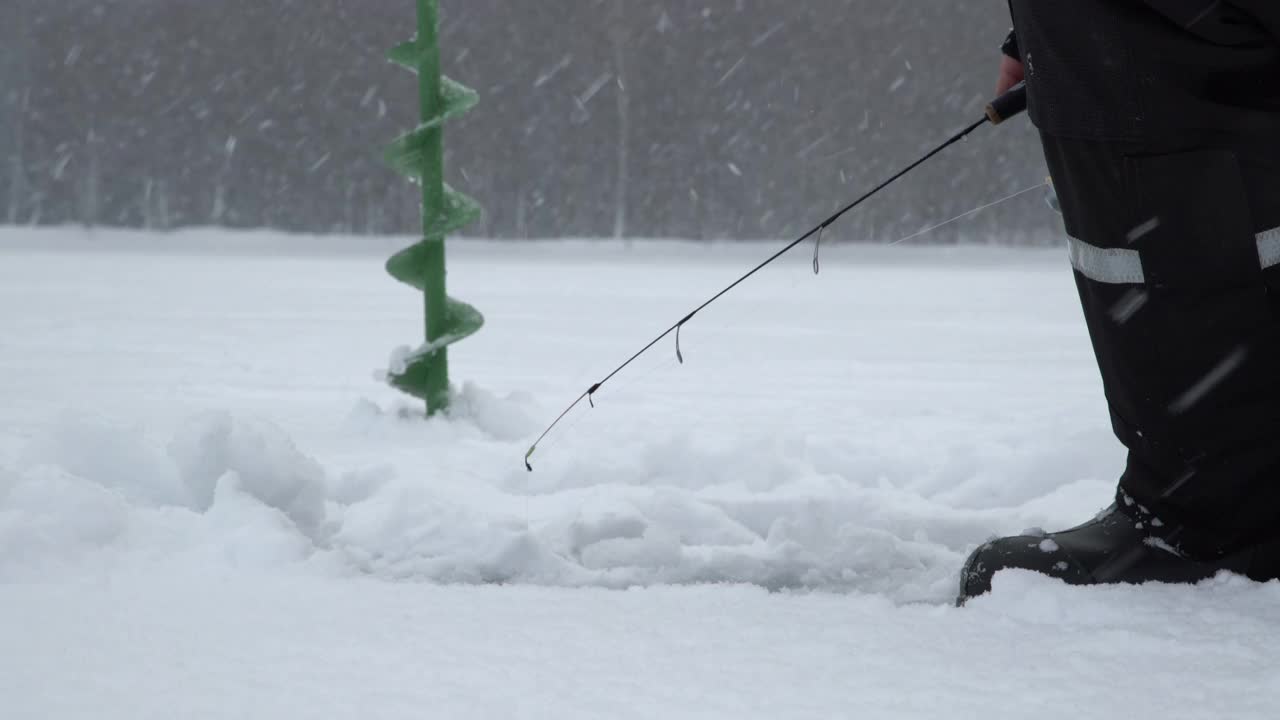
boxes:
[886,181,1048,246]
[524,83,1029,471]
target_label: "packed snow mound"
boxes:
[4,412,329,576]
[16,411,329,531]
[169,411,329,538]
[0,401,1120,601]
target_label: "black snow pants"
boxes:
[1008,0,1280,556]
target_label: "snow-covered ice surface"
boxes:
[3,227,1279,719]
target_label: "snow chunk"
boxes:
[168,412,327,540]
[19,413,190,508]
[581,526,683,571]
[345,383,537,443]
[448,383,539,442]
[0,465,131,576]
[1143,536,1182,556]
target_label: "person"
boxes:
[959,0,1280,603]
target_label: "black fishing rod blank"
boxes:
[525,83,1029,471]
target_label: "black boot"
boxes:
[957,497,1280,605]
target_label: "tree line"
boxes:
[0,0,1055,243]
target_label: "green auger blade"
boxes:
[388,40,422,71]
[443,296,484,340]
[386,297,485,399]
[384,189,482,289]
[436,77,481,124]
[425,185,482,237]
[384,80,479,178]
[379,182,481,238]
[385,241,434,292]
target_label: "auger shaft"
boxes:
[384,0,484,415]
[416,0,450,412]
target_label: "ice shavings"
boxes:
[383,335,465,377]
[0,404,1117,602]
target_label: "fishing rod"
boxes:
[524,82,1030,471]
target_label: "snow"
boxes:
[1126,216,1161,243]
[3,227,1280,719]
[1168,346,1248,415]
[4,570,1279,720]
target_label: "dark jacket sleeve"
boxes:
[1143,0,1280,44]
[1000,29,1020,60]
[1228,1,1280,41]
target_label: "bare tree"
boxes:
[211,136,237,224]
[3,0,1047,243]
[4,1,32,225]
[610,0,630,240]
[79,127,101,228]
[7,90,29,225]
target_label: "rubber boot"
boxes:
[957,493,1280,604]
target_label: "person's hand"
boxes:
[997,54,1025,96]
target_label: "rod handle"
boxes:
[985,81,1027,125]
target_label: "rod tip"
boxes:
[524,446,536,472]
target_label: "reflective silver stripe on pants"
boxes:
[1258,227,1280,270]
[1067,235,1145,284]
[1069,227,1280,284]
